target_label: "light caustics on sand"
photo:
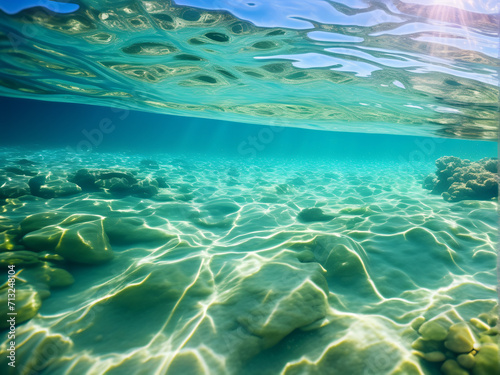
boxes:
[0,148,497,374]
[0,0,498,139]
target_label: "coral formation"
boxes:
[424,157,498,202]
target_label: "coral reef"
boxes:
[423,157,498,202]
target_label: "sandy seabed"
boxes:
[0,148,497,375]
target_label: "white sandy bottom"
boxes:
[0,149,497,375]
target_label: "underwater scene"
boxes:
[0,1,499,375]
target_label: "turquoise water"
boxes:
[0,1,499,375]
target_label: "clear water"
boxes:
[0,1,498,375]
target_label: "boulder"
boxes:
[0,286,42,329]
[132,178,159,197]
[0,175,31,199]
[0,250,42,268]
[473,343,500,375]
[95,177,131,192]
[69,169,137,191]
[23,218,113,264]
[419,319,449,341]
[444,323,475,353]
[29,174,81,199]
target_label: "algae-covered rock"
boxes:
[22,225,64,252]
[472,343,500,375]
[95,177,131,192]
[0,230,23,251]
[339,206,374,216]
[419,319,449,341]
[37,252,65,263]
[23,218,113,264]
[444,323,476,353]
[132,178,159,197]
[238,279,328,348]
[411,317,426,332]
[0,175,31,199]
[29,174,81,199]
[412,338,447,355]
[0,250,42,268]
[478,311,498,328]
[21,263,75,288]
[470,318,490,332]
[297,207,335,223]
[103,217,174,245]
[0,286,42,329]
[441,359,469,375]
[423,351,446,362]
[3,165,37,176]
[457,353,475,369]
[20,212,66,235]
[68,168,100,190]
[54,221,113,264]
[70,169,138,191]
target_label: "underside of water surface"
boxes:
[0,1,499,375]
[0,0,498,139]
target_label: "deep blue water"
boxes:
[1,97,495,161]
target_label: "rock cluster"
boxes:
[423,157,498,202]
[69,168,162,197]
[0,208,174,328]
[0,159,168,200]
[411,312,499,375]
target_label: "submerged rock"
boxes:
[22,216,114,264]
[0,175,31,199]
[424,156,498,202]
[0,230,23,251]
[297,207,335,223]
[3,165,38,176]
[21,263,75,289]
[419,319,449,341]
[20,212,67,235]
[441,359,469,375]
[16,159,37,166]
[132,178,159,197]
[69,168,137,191]
[0,286,43,329]
[55,221,114,264]
[29,174,82,199]
[457,353,475,369]
[0,250,42,268]
[69,168,158,197]
[95,176,132,192]
[411,311,500,375]
[445,323,476,353]
[473,343,500,375]
[103,217,174,245]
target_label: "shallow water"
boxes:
[0,139,497,374]
[0,1,499,375]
